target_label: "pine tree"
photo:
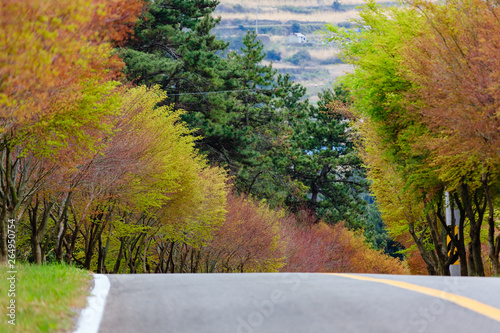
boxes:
[280,86,367,226]
[118,0,227,107]
[176,31,306,204]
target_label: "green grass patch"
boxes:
[1,263,92,333]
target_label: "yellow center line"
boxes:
[329,273,500,323]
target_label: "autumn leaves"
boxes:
[0,0,141,263]
[0,0,229,269]
[331,0,500,275]
[0,0,413,275]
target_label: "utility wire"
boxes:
[166,86,296,96]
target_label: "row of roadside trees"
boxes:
[0,0,407,275]
[330,0,500,275]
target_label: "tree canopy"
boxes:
[330,0,500,275]
[1,0,408,276]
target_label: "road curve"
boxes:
[98,273,500,333]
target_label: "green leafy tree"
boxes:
[328,0,500,276]
[326,1,450,274]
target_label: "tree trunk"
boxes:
[425,210,447,275]
[409,221,438,275]
[64,223,79,265]
[179,243,189,273]
[29,200,55,264]
[482,173,500,275]
[460,182,485,276]
[113,238,126,274]
[54,193,71,263]
[97,234,104,273]
[157,242,167,273]
[0,146,20,263]
[84,222,98,270]
[142,238,151,273]
[0,212,9,264]
[167,241,176,273]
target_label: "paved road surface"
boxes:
[98,273,500,333]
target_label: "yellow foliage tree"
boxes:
[77,86,229,273]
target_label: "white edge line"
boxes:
[73,274,110,333]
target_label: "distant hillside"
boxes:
[215,0,396,25]
[215,0,363,32]
[214,0,396,103]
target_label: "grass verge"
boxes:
[1,263,92,332]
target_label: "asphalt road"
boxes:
[98,273,500,333]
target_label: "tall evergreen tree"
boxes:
[120,7,309,204]
[280,86,368,226]
[118,3,367,219]
[184,31,310,203]
[119,0,227,107]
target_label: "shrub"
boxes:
[286,50,312,66]
[332,0,342,11]
[266,49,282,61]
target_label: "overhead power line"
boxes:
[165,86,297,96]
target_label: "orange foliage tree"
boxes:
[400,0,500,275]
[281,219,408,274]
[203,193,286,273]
